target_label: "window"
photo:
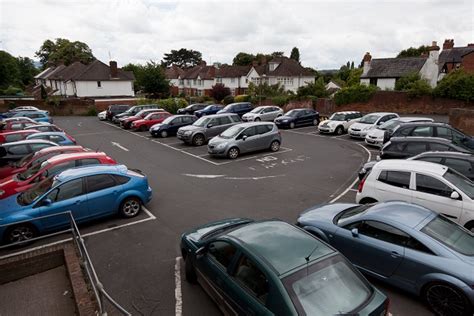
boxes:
[428,143,450,151]
[193,79,197,85]
[436,127,452,140]
[113,175,130,184]
[405,238,434,254]
[48,178,84,202]
[86,174,117,193]
[11,123,22,130]
[405,142,427,154]
[97,81,102,88]
[369,78,378,86]
[377,170,410,188]
[241,126,257,138]
[49,135,65,143]
[231,78,235,83]
[358,221,410,246]
[411,126,433,137]
[5,134,24,142]
[8,145,29,155]
[416,174,452,197]
[418,156,443,164]
[46,160,76,177]
[208,241,236,269]
[444,158,472,175]
[216,77,222,83]
[397,126,413,136]
[229,115,241,123]
[179,79,184,85]
[218,116,231,125]
[78,158,100,166]
[30,143,51,151]
[207,118,219,127]
[256,124,272,135]
[234,255,268,302]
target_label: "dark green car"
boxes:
[181,219,389,315]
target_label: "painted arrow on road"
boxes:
[111,141,129,152]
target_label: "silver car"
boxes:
[177,113,241,146]
[241,106,283,122]
[208,122,282,159]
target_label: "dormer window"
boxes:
[269,62,279,71]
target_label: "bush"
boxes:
[234,94,251,102]
[210,83,231,102]
[86,106,97,116]
[223,95,234,105]
[1,85,23,96]
[158,98,188,114]
[434,70,474,101]
[271,96,289,107]
[334,84,378,105]
[296,78,328,98]
[406,79,432,98]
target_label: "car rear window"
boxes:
[257,124,272,134]
[377,170,410,189]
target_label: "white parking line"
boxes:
[175,256,183,316]
[111,141,130,152]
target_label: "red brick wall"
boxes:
[94,99,137,111]
[449,108,474,135]
[461,52,474,73]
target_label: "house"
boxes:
[325,80,342,97]
[34,60,135,98]
[438,39,474,79]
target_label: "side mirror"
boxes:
[450,191,460,200]
[195,246,206,258]
[207,123,213,128]
[242,135,248,141]
[351,228,359,237]
[42,198,52,206]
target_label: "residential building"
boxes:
[438,39,474,79]
[325,80,342,97]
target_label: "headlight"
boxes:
[282,120,289,123]
[184,131,192,136]
[363,126,371,131]
[0,190,4,196]
[216,143,226,149]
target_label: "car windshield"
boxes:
[124,107,136,114]
[359,114,380,124]
[335,205,371,226]
[286,110,300,117]
[378,119,401,131]
[16,152,34,167]
[444,169,474,199]
[285,256,371,315]
[219,125,246,139]
[17,177,55,206]
[329,113,346,121]
[193,117,212,127]
[17,161,47,181]
[421,216,474,256]
[250,107,264,114]
[144,113,155,120]
[203,105,215,110]
[161,116,175,124]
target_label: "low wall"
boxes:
[449,108,474,136]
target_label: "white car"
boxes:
[348,112,399,139]
[242,106,283,122]
[318,111,363,135]
[364,117,434,147]
[356,159,474,232]
[98,110,107,121]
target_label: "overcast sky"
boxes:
[1,0,472,69]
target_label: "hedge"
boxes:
[334,84,378,105]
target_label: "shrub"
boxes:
[271,95,289,107]
[158,98,188,114]
[1,85,23,96]
[406,79,432,98]
[86,106,97,116]
[234,94,251,102]
[296,77,328,98]
[223,95,234,105]
[334,84,378,105]
[210,83,231,102]
[434,70,474,101]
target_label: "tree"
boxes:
[17,57,38,86]
[271,51,285,58]
[210,83,231,101]
[434,70,474,101]
[140,61,170,97]
[162,49,202,68]
[296,77,328,98]
[0,51,20,89]
[232,52,255,66]
[122,63,145,91]
[396,45,430,58]
[290,47,300,63]
[35,38,95,67]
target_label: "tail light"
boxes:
[358,177,366,193]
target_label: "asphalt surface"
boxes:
[5,116,434,315]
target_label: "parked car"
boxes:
[149,115,197,138]
[0,164,152,244]
[0,151,116,199]
[386,122,474,151]
[208,122,281,159]
[296,201,474,315]
[241,106,283,122]
[24,123,63,133]
[0,118,40,132]
[365,117,433,147]
[274,108,320,129]
[0,130,40,145]
[217,102,253,117]
[177,103,207,115]
[119,109,164,129]
[318,111,363,135]
[26,132,76,145]
[0,145,86,180]
[98,110,107,121]
[130,111,172,131]
[0,140,58,167]
[379,137,470,160]
[1,107,44,119]
[194,104,224,117]
[348,112,399,139]
[181,219,389,315]
[112,104,160,124]
[11,111,52,123]
[177,113,241,146]
[356,159,474,231]
[106,104,130,121]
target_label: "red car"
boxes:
[0,145,87,180]
[0,151,116,199]
[0,130,40,144]
[120,109,164,129]
[0,118,40,132]
[131,111,172,131]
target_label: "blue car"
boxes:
[26,132,76,145]
[217,102,253,117]
[0,164,152,244]
[297,201,474,315]
[194,104,224,117]
[12,111,52,123]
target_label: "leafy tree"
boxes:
[247,82,286,97]
[290,47,300,62]
[233,52,255,66]
[334,84,378,105]
[140,61,170,97]
[396,45,430,58]
[395,72,432,97]
[0,51,20,89]
[395,72,422,91]
[210,83,231,101]
[346,68,363,87]
[350,61,355,69]
[162,49,202,68]
[17,57,39,86]
[122,63,144,91]
[434,70,474,101]
[297,77,328,98]
[35,38,95,67]
[271,51,285,58]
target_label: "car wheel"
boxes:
[312,119,319,126]
[335,126,344,135]
[160,130,168,138]
[255,117,261,121]
[464,221,474,233]
[270,140,280,152]
[192,134,205,146]
[119,197,142,218]
[227,147,240,159]
[359,197,377,204]
[290,122,295,129]
[140,125,147,132]
[185,255,197,283]
[5,224,37,244]
[424,283,472,316]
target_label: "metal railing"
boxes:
[0,211,131,316]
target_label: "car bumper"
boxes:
[146,186,153,203]
[318,126,335,133]
[177,133,192,142]
[365,137,383,147]
[208,146,226,156]
[241,117,254,122]
[349,130,368,138]
[275,121,291,128]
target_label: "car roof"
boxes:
[2,139,58,146]
[394,117,434,122]
[364,201,434,229]
[36,145,84,154]
[227,220,334,276]
[235,122,275,128]
[47,151,107,163]
[0,130,38,135]
[206,113,239,118]
[27,131,66,136]
[390,136,452,143]
[412,151,474,159]
[56,164,127,182]
[373,159,448,175]
[364,112,396,116]
[24,123,55,128]
[333,111,361,114]
[399,121,449,127]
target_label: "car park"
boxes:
[274,108,320,129]
[177,103,207,115]
[24,123,63,133]
[0,130,40,145]
[194,104,224,117]
[106,104,130,121]
[318,111,363,135]
[119,109,164,129]
[241,106,283,122]
[348,112,399,139]
[0,140,58,167]
[0,164,152,244]
[181,219,389,315]
[297,201,474,315]
[217,102,253,117]
[177,113,241,146]
[0,118,40,132]
[365,117,433,147]
[98,110,107,121]
[26,131,77,145]
[11,111,52,123]
[208,122,281,159]
[112,104,160,124]
[356,159,474,231]
[149,115,197,138]
[130,111,172,131]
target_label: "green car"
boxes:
[180,219,389,315]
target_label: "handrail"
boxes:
[0,211,130,315]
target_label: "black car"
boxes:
[384,122,474,151]
[177,103,207,115]
[380,137,470,160]
[0,140,58,166]
[217,102,253,117]
[112,104,160,124]
[106,104,130,121]
[149,115,197,138]
[274,108,320,129]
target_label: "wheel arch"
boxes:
[302,226,330,243]
[418,273,471,297]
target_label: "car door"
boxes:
[404,142,428,158]
[410,126,434,137]
[237,126,258,153]
[85,174,121,217]
[205,117,223,138]
[255,125,273,150]
[169,117,183,135]
[216,116,234,135]
[374,170,413,202]
[413,173,463,222]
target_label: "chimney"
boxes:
[109,61,118,78]
[443,39,454,50]
[362,52,372,76]
[199,60,207,66]
[428,41,440,51]
[363,52,372,63]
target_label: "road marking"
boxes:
[71,130,121,137]
[224,174,285,180]
[183,174,225,179]
[183,173,285,180]
[111,141,129,151]
[175,256,183,316]
[349,188,358,192]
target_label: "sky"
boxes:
[0,0,473,70]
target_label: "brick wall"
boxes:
[449,108,474,135]
[461,52,474,73]
[94,98,137,111]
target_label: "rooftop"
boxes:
[361,57,427,78]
